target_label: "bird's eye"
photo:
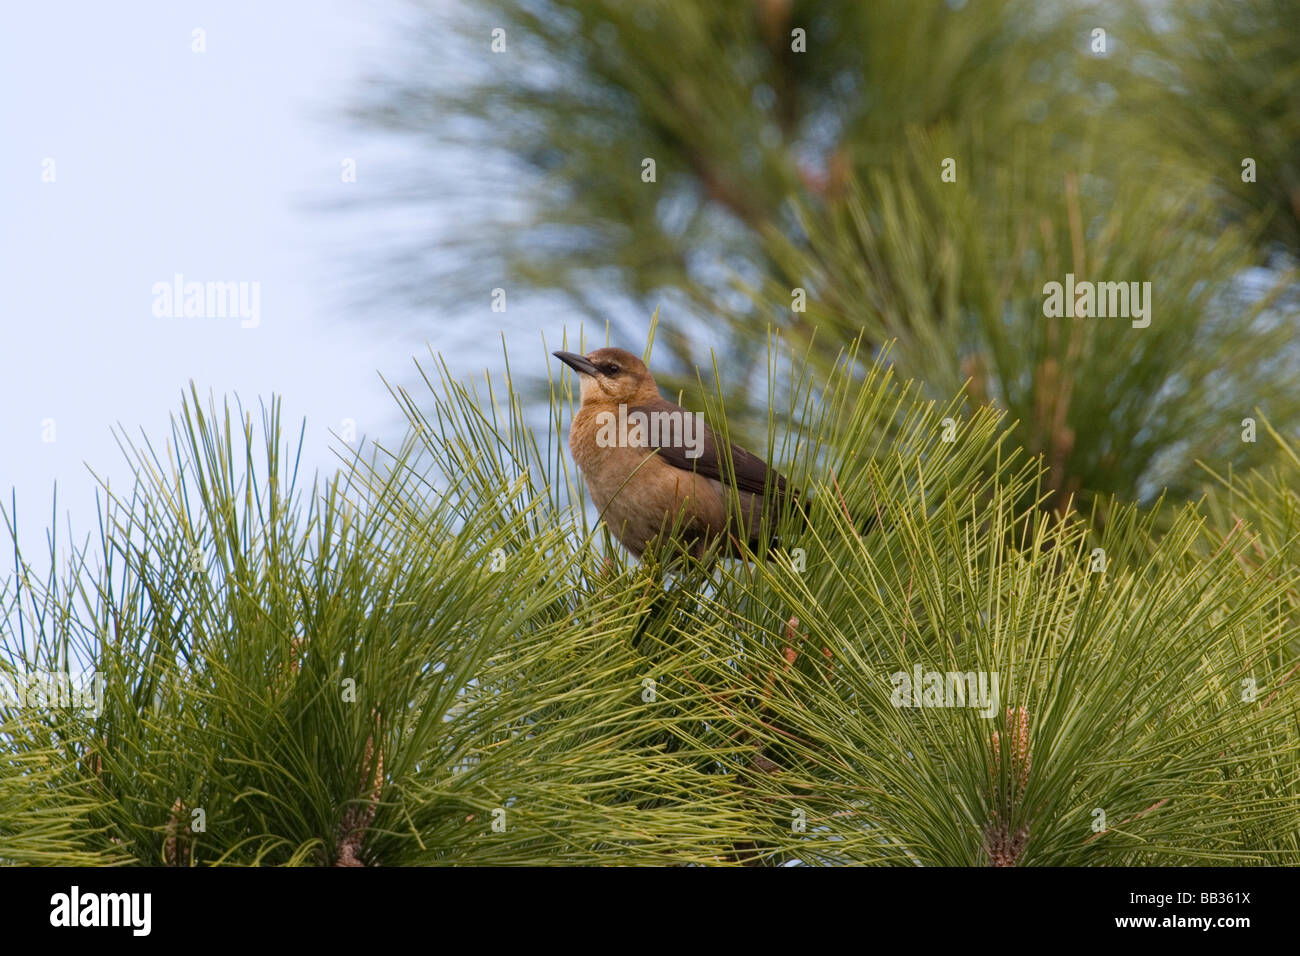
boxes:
[603,363,620,375]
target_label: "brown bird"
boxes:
[553,346,795,562]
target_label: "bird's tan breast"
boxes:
[570,406,724,555]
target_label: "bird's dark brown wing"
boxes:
[627,400,790,501]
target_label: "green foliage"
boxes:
[758,129,1300,516]
[352,0,1098,371]
[355,1,1299,506]
[1199,415,1300,657]
[1119,0,1300,255]
[3,344,1297,864]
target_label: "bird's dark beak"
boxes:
[553,350,599,377]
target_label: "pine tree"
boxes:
[3,341,1297,865]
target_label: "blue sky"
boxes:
[0,1,573,580]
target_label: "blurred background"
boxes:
[4,0,1298,571]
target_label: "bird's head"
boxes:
[553,347,659,406]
